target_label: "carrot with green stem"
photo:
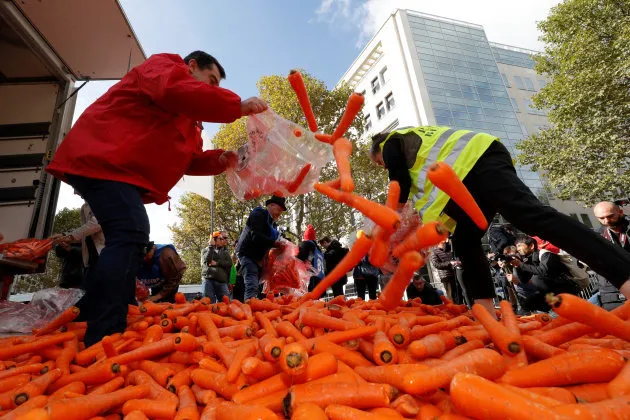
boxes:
[379,251,425,311]
[279,342,309,376]
[333,138,354,192]
[403,348,506,395]
[372,331,397,365]
[547,293,630,342]
[33,306,80,336]
[472,303,522,355]
[391,222,449,258]
[288,70,318,132]
[121,398,178,419]
[47,385,149,420]
[450,373,562,420]
[304,230,373,301]
[286,164,312,193]
[427,161,488,230]
[330,92,364,143]
[499,347,625,387]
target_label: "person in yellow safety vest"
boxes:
[370,126,630,312]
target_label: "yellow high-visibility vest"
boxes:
[379,126,498,232]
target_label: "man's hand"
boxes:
[219,151,238,170]
[240,97,268,116]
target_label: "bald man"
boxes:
[591,201,629,310]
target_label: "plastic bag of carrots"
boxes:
[260,240,310,296]
[0,287,83,334]
[225,109,333,200]
[377,203,422,274]
[0,238,54,262]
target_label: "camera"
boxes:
[488,253,518,263]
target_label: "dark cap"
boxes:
[265,195,287,211]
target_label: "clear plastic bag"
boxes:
[380,203,422,275]
[260,240,311,296]
[0,287,84,334]
[0,238,54,263]
[226,110,333,200]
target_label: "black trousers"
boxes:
[355,276,379,300]
[447,141,630,300]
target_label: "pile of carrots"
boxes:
[2,290,630,419]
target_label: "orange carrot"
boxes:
[47,385,149,420]
[472,303,522,355]
[427,161,488,230]
[190,369,241,400]
[333,138,354,192]
[279,342,309,376]
[403,348,506,395]
[564,383,610,402]
[124,411,149,420]
[107,336,176,365]
[215,401,279,420]
[525,387,576,404]
[198,357,227,373]
[379,251,425,310]
[0,333,76,361]
[33,306,80,336]
[521,335,565,360]
[372,331,397,365]
[306,230,373,300]
[311,339,373,368]
[286,164,312,193]
[142,324,163,344]
[11,368,61,407]
[138,360,175,387]
[325,404,396,419]
[392,222,449,258]
[417,404,443,420]
[259,335,284,362]
[174,292,187,304]
[226,342,256,383]
[330,92,364,143]
[0,374,31,394]
[499,347,625,387]
[48,362,122,393]
[288,70,318,132]
[0,395,48,420]
[608,360,630,397]
[552,395,630,419]
[174,385,199,420]
[254,312,277,338]
[87,377,124,395]
[409,331,458,360]
[190,384,217,405]
[441,339,485,361]
[300,310,357,331]
[126,370,178,405]
[121,398,178,419]
[241,357,276,381]
[291,402,328,420]
[450,372,561,420]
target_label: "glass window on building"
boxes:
[500,73,510,87]
[371,77,380,95]
[519,122,528,136]
[385,93,395,111]
[365,114,372,132]
[580,214,593,228]
[513,75,526,90]
[538,79,547,88]
[380,67,389,85]
[524,77,535,91]
[376,102,385,119]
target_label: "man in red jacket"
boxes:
[47,51,267,345]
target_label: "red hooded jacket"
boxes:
[46,53,242,204]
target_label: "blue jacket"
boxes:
[236,206,279,262]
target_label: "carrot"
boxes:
[216,323,253,340]
[202,342,235,366]
[369,407,404,418]
[166,366,194,394]
[254,312,277,338]
[288,70,318,132]
[523,387,576,404]
[499,347,625,387]
[403,348,506,395]
[276,321,307,342]
[291,402,327,420]
[564,383,610,402]
[0,332,76,361]
[0,395,48,420]
[190,369,241,400]
[48,362,122,393]
[552,394,630,419]
[450,372,561,420]
[158,318,172,333]
[355,364,429,390]
[379,251,425,310]
[138,301,166,317]
[306,230,373,300]
[608,359,630,397]
[279,342,309,376]
[123,411,149,420]
[190,384,216,405]
[427,161,488,230]
[186,315,198,336]
[87,377,124,395]
[106,336,175,365]
[142,325,163,344]
[472,303,522,355]
[333,138,354,192]
[138,360,174,387]
[286,164,312,194]
[330,92,364,143]
[517,320,543,333]
[174,292,187,304]
[499,300,528,369]
[392,222,449,258]
[241,357,276,381]
[343,193,401,233]
[126,370,178,405]
[372,331,397,365]
[121,398,177,419]
[440,339,484,361]
[521,335,565,361]
[226,342,256,383]
[0,374,31,394]
[47,385,148,420]
[33,307,80,336]
[311,339,373,368]
[547,293,630,342]
[325,404,393,419]
[300,310,357,331]
[172,316,190,330]
[284,381,391,417]
[173,385,199,420]
[198,357,227,373]
[215,401,279,420]
[0,365,48,382]
[11,368,61,406]
[528,320,593,347]
[503,385,568,408]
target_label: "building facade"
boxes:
[339,9,596,227]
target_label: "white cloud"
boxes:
[316,0,560,51]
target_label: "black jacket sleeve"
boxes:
[382,137,412,204]
[249,209,277,250]
[519,252,564,279]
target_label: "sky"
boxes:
[56,0,560,244]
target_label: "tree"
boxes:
[12,207,82,293]
[517,0,630,204]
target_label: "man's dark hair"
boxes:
[514,234,537,250]
[184,51,226,79]
[370,132,390,157]
[319,236,332,245]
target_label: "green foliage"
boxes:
[517,0,630,204]
[13,207,82,293]
[170,71,388,280]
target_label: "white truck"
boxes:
[0,0,145,296]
